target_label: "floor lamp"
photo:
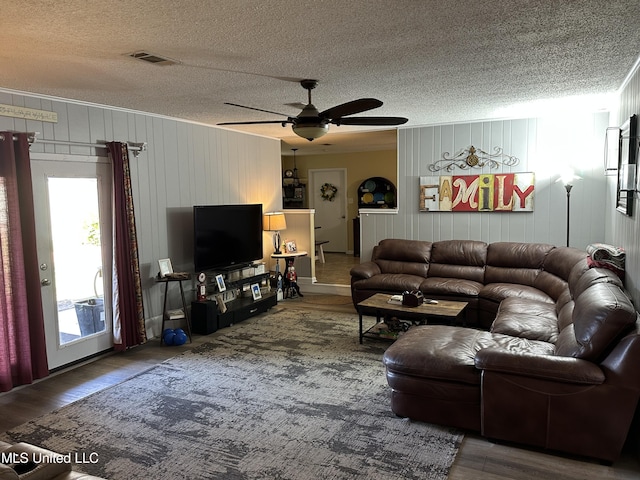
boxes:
[564,182,573,247]
[558,170,580,247]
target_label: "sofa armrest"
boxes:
[475,348,605,384]
[350,261,381,280]
[2,443,71,480]
[0,463,18,480]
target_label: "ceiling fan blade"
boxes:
[331,116,409,126]
[319,98,383,120]
[217,120,293,125]
[284,102,307,110]
[224,102,291,117]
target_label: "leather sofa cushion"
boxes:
[0,464,18,480]
[542,247,587,281]
[480,283,554,304]
[420,277,483,297]
[491,298,559,343]
[556,299,575,332]
[350,261,381,280]
[428,240,487,282]
[486,242,554,269]
[569,265,623,300]
[485,266,540,286]
[555,283,637,361]
[430,240,487,265]
[485,242,554,287]
[375,259,429,277]
[555,288,574,315]
[383,325,554,385]
[351,273,424,293]
[533,271,569,302]
[371,239,431,277]
[373,239,432,263]
[428,263,485,283]
[0,442,72,480]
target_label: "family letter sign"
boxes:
[419,173,535,212]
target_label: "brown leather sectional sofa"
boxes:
[350,239,640,462]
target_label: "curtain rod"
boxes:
[0,132,147,157]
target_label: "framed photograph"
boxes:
[215,274,226,292]
[616,114,637,217]
[158,258,173,277]
[215,294,227,314]
[251,283,262,300]
[285,239,297,253]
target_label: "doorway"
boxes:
[32,158,113,370]
[309,168,347,253]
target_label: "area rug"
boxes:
[1,307,462,480]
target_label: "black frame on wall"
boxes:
[616,114,638,217]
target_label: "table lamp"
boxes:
[263,212,287,254]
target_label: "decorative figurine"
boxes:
[285,259,303,298]
[197,272,207,301]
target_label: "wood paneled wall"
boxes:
[607,60,640,306]
[0,89,282,334]
[360,114,609,262]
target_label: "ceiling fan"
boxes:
[217,79,408,141]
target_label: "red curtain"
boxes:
[107,142,146,351]
[0,132,48,392]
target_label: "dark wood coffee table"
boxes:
[356,293,467,343]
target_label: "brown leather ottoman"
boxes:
[383,324,556,431]
[382,325,486,431]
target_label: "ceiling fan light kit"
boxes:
[219,79,408,141]
[292,124,330,141]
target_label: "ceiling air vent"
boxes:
[127,51,177,66]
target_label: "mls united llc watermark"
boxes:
[1,451,99,465]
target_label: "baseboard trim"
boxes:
[305,283,351,296]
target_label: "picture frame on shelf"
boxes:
[285,239,297,253]
[215,294,227,314]
[158,258,173,278]
[215,274,226,292]
[251,283,262,300]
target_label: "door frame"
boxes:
[31,153,113,370]
[308,168,348,253]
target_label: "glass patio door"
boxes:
[32,158,113,370]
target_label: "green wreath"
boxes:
[320,183,338,201]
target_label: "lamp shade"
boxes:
[263,212,287,232]
[556,168,581,186]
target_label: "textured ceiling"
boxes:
[1,1,639,156]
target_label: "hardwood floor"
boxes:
[314,252,360,285]
[2,297,639,479]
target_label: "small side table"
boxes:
[271,251,307,298]
[157,274,193,344]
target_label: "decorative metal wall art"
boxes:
[419,173,535,212]
[428,145,520,172]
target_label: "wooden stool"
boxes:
[315,240,329,263]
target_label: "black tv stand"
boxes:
[216,262,253,272]
[191,266,276,335]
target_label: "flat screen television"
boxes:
[193,204,263,271]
